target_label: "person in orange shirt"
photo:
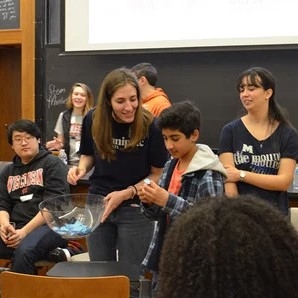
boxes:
[131,63,171,117]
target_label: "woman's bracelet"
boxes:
[127,185,137,199]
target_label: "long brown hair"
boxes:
[92,68,153,161]
[65,82,94,116]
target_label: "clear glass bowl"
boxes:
[39,193,105,239]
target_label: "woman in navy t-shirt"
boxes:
[67,68,168,276]
[218,67,298,214]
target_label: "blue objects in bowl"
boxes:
[39,193,105,239]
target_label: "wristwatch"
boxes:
[240,170,246,181]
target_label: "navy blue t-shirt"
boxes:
[79,109,168,203]
[219,119,298,214]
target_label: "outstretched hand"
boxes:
[67,166,86,185]
[101,189,131,223]
[46,137,63,151]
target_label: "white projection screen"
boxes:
[64,0,298,53]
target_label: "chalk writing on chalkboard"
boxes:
[46,84,67,109]
[0,0,20,29]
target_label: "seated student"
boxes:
[131,62,171,117]
[157,195,298,298]
[139,101,226,292]
[46,82,94,166]
[0,119,70,274]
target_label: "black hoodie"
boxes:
[0,148,69,227]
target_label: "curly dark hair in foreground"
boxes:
[157,195,298,298]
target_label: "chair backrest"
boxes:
[0,271,130,298]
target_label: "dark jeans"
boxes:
[0,224,68,274]
[87,205,154,276]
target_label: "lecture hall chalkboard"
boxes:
[0,0,20,30]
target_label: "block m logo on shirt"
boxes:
[242,144,253,154]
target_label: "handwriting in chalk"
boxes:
[46,84,67,109]
[0,0,17,22]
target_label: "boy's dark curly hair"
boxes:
[157,195,298,298]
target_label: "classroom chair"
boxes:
[0,271,130,298]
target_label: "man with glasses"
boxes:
[0,119,69,274]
